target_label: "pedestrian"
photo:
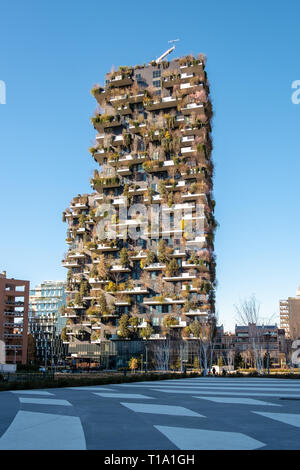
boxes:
[212,367,216,376]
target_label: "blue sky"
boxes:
[0,0,299,330]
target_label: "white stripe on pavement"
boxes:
[253,412,300,428]
[19,398,72,406]
[155,426,265,450]
[194,396,281,406]
[94,393,154,399]
[0,411,86,450]
[121,403,204,417]
[151,388,300,397]
[10,390,54,395]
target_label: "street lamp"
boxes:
[264,331,271,375]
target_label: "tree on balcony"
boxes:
[90,265,98,278]
[97,255,109,280]
[118,314,131,339]
[142,250,156,268]
[61,327,68,342]
[80,280,89,298]
[86,306,101,318]
[163,315,178,328]
[74,293,83,306]
[79,213,86,228]
[129,316,140,334]
[139,323,154,340]
[166,258,179,277]
[157,240,173,264]
[120,248,130,268]
[91,330,101,342]
[98,294,110,317]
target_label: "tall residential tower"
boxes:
[62,53,216,367]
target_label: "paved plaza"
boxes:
[0,377,300,449]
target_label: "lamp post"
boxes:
[265,331,271,375]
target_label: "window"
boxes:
[153,80,161,88]
[153,151,159,160]
[153,70,161,78]
[136,73,141,79]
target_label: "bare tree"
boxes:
[234,295,264,374]
[152,340,170,371]
[234,295,260,325]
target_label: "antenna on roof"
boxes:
[155,39,180,64]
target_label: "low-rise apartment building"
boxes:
[0,270,29,364]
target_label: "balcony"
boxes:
[61,311,77,318]
[185,309,208,316]
[182,103,206,118]
[109,76,133,87]
[170,320,187,328]
[186,236,206,245]
[182,192,207,202]
[67,304,84,310]
[117,166,131,176]
[143,297,185,305]
[115,300,131,306]
[128,123,146,133]
[163,273,196,281]
[128,93,144,104]
[143,263,166,271]
[172,249,187,258]
[62,260,80,268]
[181,135,195,144]
[146,97,179,111]
[162,203,195,212]
[97,243,119,252]
[144,194,162,203]
[68,252,85,259]
[117,286,148,295]
[70,202,88,210]
[4,311,24,317]
[89,278,109,285]
[182,260,208,271]
[181,146,196,157]
[111,265,131,273]
[129,251,147,260]
[148,334,166,340]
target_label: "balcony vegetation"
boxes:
[63,53,215,349]
[165,258,179,277]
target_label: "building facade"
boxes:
[233,324,286,367]
[29,281,67,365]
[0,270,29,364]
[213,324,287,369]
[280,287,300,339]
[62,53,216,367]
